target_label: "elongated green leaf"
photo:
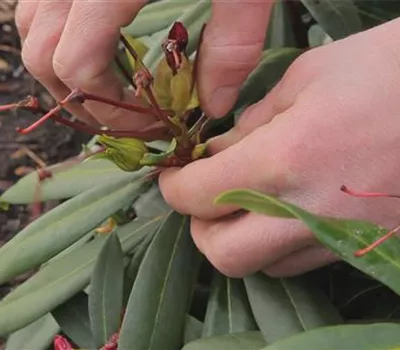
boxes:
[122,232,155,306]
[133,184,170,218]
[0,173,149,285]
[202,271,257,337]
[184,316,203,344]
[265,1,297,48]
[144,0,211,72]
[244,273,342,343]
[355,1,400,29]
[5,314,59,350]
[52,292,95,349]
[183,331,266,350]
[263,323,400,350]
[215,189,400,296]
[89,232,124,347]
[234,48,302,114]
[301,0,362,40]
[1,159,138,204]
[124,2,190,37]
[118,212,201,350]
[0,215,164,337]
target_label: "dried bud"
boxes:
[53,335,73,350]
[97,136,148,172]
[163,22,189,74]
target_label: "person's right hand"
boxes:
[15,0,274,128]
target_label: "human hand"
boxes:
[15,0,157,130]
[15,0,273,128]
[159,18,400,277]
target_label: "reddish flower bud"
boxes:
[53,335,73,350]
[168,21,188,51]
[163,22,189,74]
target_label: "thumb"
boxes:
[198,0,274,117]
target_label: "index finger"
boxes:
[53,0,156,130]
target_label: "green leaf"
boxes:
[184,316,203,344]
[118,212,201,350]
[0,173,148,285]
[355,1,400,29]
[265,1,297,48]
[5,314,59,350]
[215,189,400,296]
[89,232,124,347]
[182,331,266,350]
[262,323,400,350]
[234,48,303,114]
[52,292,95,349]
[301,0,362,40]
[133,184,170,219]
[244,273,342,343]
[202,271,257,337]
[124,1,191,37]
[0,215,164,337]
[122,232,155,306]
[144,0,211,72]
[1,159,138,204]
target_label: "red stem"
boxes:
[16,104,62,134]
[0,103,18,111]
[340,185,400,199]
[82,92,157,117]
[50,113,169,140]
[355,223,400,257]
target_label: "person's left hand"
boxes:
[159,17,400,277]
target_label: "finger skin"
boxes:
[53,0,157,130]
[263,245,338,277]
[190,212,315,278]
[20,0,98,125]
[159,122,288,220]
[199,0,274,117]
[15,0,39,40]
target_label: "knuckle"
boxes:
[52,53,74,82]
[274,128,306,177]
[21,43,46,78]
[282,49,322,85]
[203,235,246,278]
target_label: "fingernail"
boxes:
[207,86,238,117]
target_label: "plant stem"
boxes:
[81,91,157,116]
[341,185,400,199]
[355,223,400,257]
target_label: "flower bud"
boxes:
[53,335,73,350]
[154,56,198,116]
[97,136,148,172]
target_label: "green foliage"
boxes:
[1,1,399,350]
[215,189,400,296]
[89,232,124,347]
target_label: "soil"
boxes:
[0,2,90,300]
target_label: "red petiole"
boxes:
[341,184,400,256]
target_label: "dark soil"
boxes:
[0,3,90,300]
